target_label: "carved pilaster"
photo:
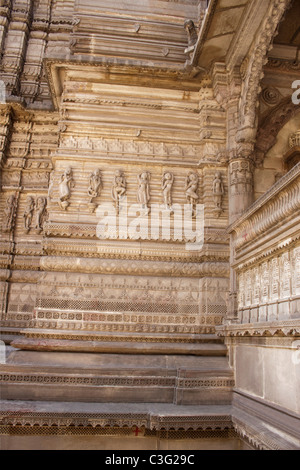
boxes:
[0,107,13,168]
[1,0,34,97]
[229,155,254,224]
[0,0,11,53]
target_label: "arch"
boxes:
[255,97,300,162]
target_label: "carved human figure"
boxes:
[88,169,102,201]
[3,194,17,233]
[47,172,54,202]
[112,170,126,213]
[23,196,35,232]
[137,171,151,211]
[184,19,198,56]
[58,167,74,210]
[185,172,199,215]
[35,196,47,233]
[161,172,174,210]
[87,169,102,213]
[213,172,225,211]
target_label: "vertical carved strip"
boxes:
[229,158,254,223]
[1,0,33,96]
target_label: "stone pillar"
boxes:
[228,155,254,224]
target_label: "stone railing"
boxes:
[229,162,300,327]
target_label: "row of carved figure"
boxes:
[52,167,224,216]
[2,194,47,234]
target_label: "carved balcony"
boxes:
[225,162,300,336]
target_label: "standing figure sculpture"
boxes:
[185,172,199,217]
[3,194,17,233]
[112,170,126,214]
[212,172,224,216]
[184,19,198,57]
[137,171,151,213]
[58,167,74,210]
[35,197,47,233]
[161,172,174,211]
[87,169,102,213]
[23,196,35,233]
[47,172,54,203]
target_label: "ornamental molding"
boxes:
[40,256,230,278]
[216,319,300,338]
[42,240,229,264]
[265,57,300,73]
[0,372,233,392]
[58,136,201,160]
[44,59,201,110]
[0,408,233,432]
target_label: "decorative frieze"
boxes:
[237,246,300,323]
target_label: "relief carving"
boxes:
[2,194,17,233]
[184,20,198,58]
[58,167,74,211]
[212,172,224,216]
[23,196,35,233]
[35,196,47,233]
[137,171,151,213]
[185,172,199,217]
[161,171,174,211]
[87,169,102,213]
[111,170,126,214]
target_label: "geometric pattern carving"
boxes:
[31,272,227,335]
[237,246,300,323]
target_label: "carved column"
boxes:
[228,153,254,224]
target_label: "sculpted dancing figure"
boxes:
[137,171,151,213]
[185,172,199,217]
[59,167,74,210]
[23,196,35,232]
[87,169,102,212]
[162,172,174,210]
[3,195,17,233]
[213,172,224,215]
[112,170,126,213]
[35,197,47,233]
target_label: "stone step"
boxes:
[0,400,233,432]
[0,350,234,405]
[11,329,227,356]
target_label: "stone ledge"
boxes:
[232,390,300,450]
[216,318,300,338]
[0,400,233,431]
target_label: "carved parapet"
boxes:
[232,162,300,253]
[229,162,300,326]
